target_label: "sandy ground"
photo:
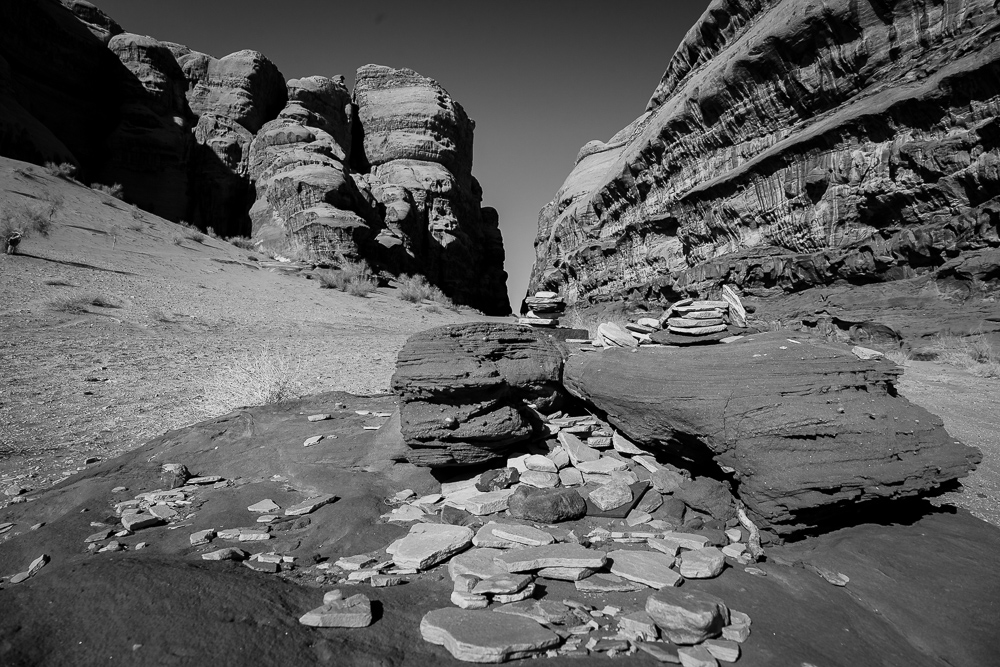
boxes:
[1,155,997,528]
[0,158,498,498]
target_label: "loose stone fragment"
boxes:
[491,524,555,547]
[575,573,645,593]
[393,489,417,502]
[651,469,684,494]
[202,548,248,561]
[537,566,596,581]
[238,530,271,542]
[462,489,515,515]
[299,593,373,628]
[598,322,639,348]
[0,522,14,535]
[547,448,570,470]
[148,505,177,520]
[420,608,560,662]
[524,454,558,473]
[661,532,710,551]
[721,543,746,559]
[609,550,681,588]
[589,481,633,511]
[678,548,726,579]
[619,611,659,641]
[449,547,508,580]
[121,514,164,532]
[217,529,241,540]
[558,432,600,465]
[586,436,612,448]
[472,523,521,549]
[248,499,280,513]
[637,491,664,514]
[703,639,740,662]
[85,529,113,544]
[626,511,652,527]
[493,599,571,625]
[852,345,884,361]
[189,529,215,546]
[324,590,345,603]
[451,591,490,609]
[508,486,586,523]
[134,542,147,550]
[303,436,323,447]
[454,574,480,592]
[725,528,742,543]
[10,572,30,584]
[476,467,520,492]
[635,642,682,663]
[495,584,537,603]
[558,468,584,487]
[186,476,222,485]
[284,493,335,516]
[473,573,533,595]
[245,560,280,573]
[519,470,561,488]
[497,544,607,572]
[336,554,377,570]
[307,413,332,422]
[391,523,474,570]
[576,458,630,474]
[646,588,729,645]
[678,645,718,667]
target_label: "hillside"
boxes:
[0,156,495,497]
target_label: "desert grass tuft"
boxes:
[318,260,378,297]
[228,236,256,251]
[397,274,458,309]
[184,230,206,244]
[92,183,125,200]
[929,332,1000,378]
[202,345,305,414]
[44,162,77,180]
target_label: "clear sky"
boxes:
[95,0,710,311]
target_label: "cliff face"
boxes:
[529,0,1000,313]
[0,0,510,314]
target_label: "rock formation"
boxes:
[391,323,568,467]
[562,333,981,535]
[529,0,1000,320]
[0,1,510,312]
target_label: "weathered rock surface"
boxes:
[528,0,1000,333]
[646,588,729,646]
[391,323,566,466]
[564,333,980,535]
[507,486,587,523]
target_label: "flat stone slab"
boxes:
[420,608,560,662]
[472,523,522,549]
[589,481,633,511]
[299,593,372,628]
[558,468,584,487]
[284,493,335,516]
[472,573,533,595]
[120,514,164,531]
[248,499,280,513]
[537,566,597,581]
[558,432,600,465]
[492,599,571,625]
[575,458,630,474]
[661,532,710,551]
[612,431,645,455]
[496,544,607,572]
[575,573,645,593]
[391,524,473,571]
[646,588,729,646]
[490,524,555,547]
[585,481,650,518]
[679,547,726,579]
[201,548,248,561]
[609,550,682,588]
[519,470,560,488]
[524,454,558,473]
[462,490,515,516]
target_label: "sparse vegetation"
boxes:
[206,227,220,239]
[396,274,459,310]
[49,294,120,313]
[883,348,911,366]
[184,230,206,244]
[317,260,378,297]
[202,344,305,414]
[92,182,125,200]
[929,332,1000,378]
[44,161,77,180]
[228,236,256,251]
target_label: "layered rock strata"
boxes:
[562,332,981,535]
[529,0,1000,311]
[390,323,568,467]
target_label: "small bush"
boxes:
[184,231,206,244]
[930,332,1000,378]
[49,294,117,313]
[92,183,125,200]
[44,162,77,180]
[206,227,220,239]
[398,274,431,303]
[883,349,911,366]
[346,276,378,297]
[228,236,256,251]
[202,345,305,414]
[317,270,348,291]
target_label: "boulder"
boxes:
[507,486,587,523]
[646,588,729,646]
[391,323,566,466]
[420,608,560,662]
[563,333,980,535]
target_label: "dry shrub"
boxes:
[202,345,305,414]
[346,276,378,297]
[206,227,220,239]
[44,162,76,180]
[228,236,256,251]
[882,349,911,366]
[92,183,125,200]
[184,230,206,244]
[397,274,457,309]
[930,332,1000,378]
[49,294,119,313]
[318,260,378,297]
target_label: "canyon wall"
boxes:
[0,0,509,314]
[529,0,1000,314]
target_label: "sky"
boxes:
[95,0,711,311]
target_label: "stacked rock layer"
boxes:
[0,0,510,314]
[528,0,1000,311]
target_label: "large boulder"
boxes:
[527,0,1000,323]
[563,332,981,536]
[391,323,567,466]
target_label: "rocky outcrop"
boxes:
[390,323,568,467]
[0,4,510,306]
[529,0,1000,315]
[562,333,981,536]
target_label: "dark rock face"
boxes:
[528,0,1000,319]
[562,332,981,535]
[507,486,587,523]
[390,323,567,467]
[0,5,511,310]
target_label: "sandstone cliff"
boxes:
[529,0,1000,330]
[0,0,509,313]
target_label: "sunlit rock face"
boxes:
[529,0,1000,309]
